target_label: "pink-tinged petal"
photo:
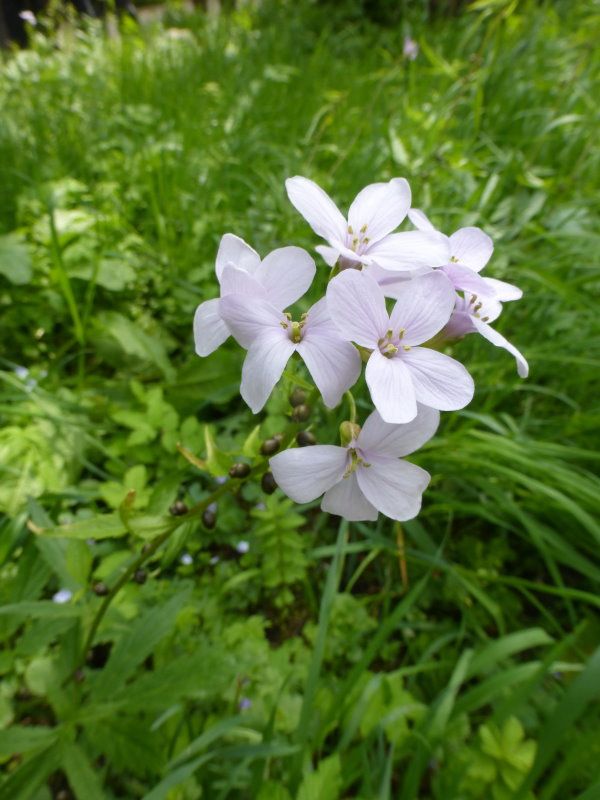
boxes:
[348,178,411,243]
[389,271,456,346]
[365,231,450,271]
[326,269,388,347]
[472,318,529,378]
[365,350,417,424]
[471,293,503,324]
[270,445,348,503]
[357,405,440,459]
[403,347,474,410]
[449,227,493,272]
[219,264,266,298]
[240,332,295,413]
[440,264,496,298]
[220,295,286,348]
[285,176,348,246]
[357,458,430,521]
[315,245,340,266]
[483,277,523,302]
[442,308,477,340]
[255,246,316,310]
[408,208,436,232]
[215,233,261,281]
[321,471,378,521]
[193,298,230,357]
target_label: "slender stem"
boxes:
[345,390,357,425]
[395,521,409,592]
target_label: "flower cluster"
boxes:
[194,177,528,523]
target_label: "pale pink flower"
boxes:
[270,406,439,522]
[194,234,315,356]
[327,269,474,423]
[407,207,522,302]
[285,176,447,273]
[219,295,361,413]
[443,293,529,378]
[403,37,419,61]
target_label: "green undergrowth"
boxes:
[0,0,599,797]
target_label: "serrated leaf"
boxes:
[0,234,32,285]
[0,726,58,757]
[40,513,127,540]
[62,742,106,800]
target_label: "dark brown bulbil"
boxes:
[261,471,278,495]
[260,438,280,456]
[291,404,311,422]
[202,509,217,529]
[133,569,147,584]
[93,581,109,596]
[289,387,307,407]
[229,462,251,478]
[296,430,316,447]
[169,500,189,516]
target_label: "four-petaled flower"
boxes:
[194,233,315,357]
[219,294,361,413]
[443,292,529,378]
[327,269,474,423]
[270,406,439,521]
[285,176,448,273]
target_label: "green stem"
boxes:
[345,390,357,424]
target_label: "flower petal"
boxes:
[389,271,456,345]
[483,277,523,302]
[365,230,450,271]
[321,471,378,521]
[316,245,341,267]
[357,458,430,521]
[270,445,348,503]
[326,269,388,347]
[403,347,474,410]
[193,298,230,357]
[357,405,440,459]
[219,264,266,298]
[215,233,261,281]
[285,176,348,246]
[472,318,529,378]
[220,295,286,348]
[441,263,497,297]
[348,178,411,243]
[240,331,295,413]
[254,246,316,310]
[449,227,493,272]
[365,350,417,424]
[408,208,436,232]
[297,301,361,408]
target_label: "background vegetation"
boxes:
[1,0,599,797]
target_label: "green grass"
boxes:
[0,0,599,797]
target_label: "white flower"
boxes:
[285,176,448,273]
[52,588,72,604]
[327,269,474,423]
[194,234,316,356]
[219,294,361,413]
[270,406,439,522]
[443,293,529,378]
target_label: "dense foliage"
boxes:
[1,0,599,797]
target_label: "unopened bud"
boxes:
[202,508,217,529]
[229,462,251,479]
[261,471,277,495]
[93,581,109,597]
[260,438,280,456]
[133,569,147,585]
[296,430,316,447]
[291,403,311,422]
[289,387,307,407]
[169,500,188,516]
[340,420,361,447]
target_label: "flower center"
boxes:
[377,328,411,358]
[467,294,490,322]
[280,312,307,343]
[343,447,371,479]
[347,223,370,255]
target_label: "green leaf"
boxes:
[297,754,341,800]
[0,234,32,285]
[0,726,58,757]
[0,742,61,800]
[62,742,106,800]
[97,311,175,381]
[40,513,127,540]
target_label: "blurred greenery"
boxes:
[0,0,599,797]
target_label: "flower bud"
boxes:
[291,403,311,422]
[133,569,147,585]
[260,438,280,456]
[169,500,188,516]
[289,387,307,407]
[229,462,251,478]
[93,581,109,597]
[202,508,217,529]
[296,430,316,447]
[261,471,277,495]
[339,420,361,447]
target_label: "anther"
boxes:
[348,225,354,234]
[397,328,405,339]
[403,345,411,352]
[360,224,368,233]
